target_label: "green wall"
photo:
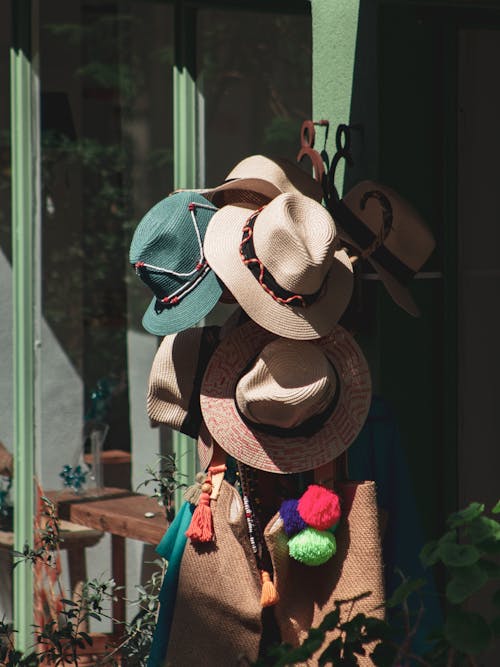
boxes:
[311,0,456,541]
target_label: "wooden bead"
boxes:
[201,482,213,494]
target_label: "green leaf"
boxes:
[386,578,425,608]
[479,539,500,555]
[61,598,78,607]
[446,564,488,603]
[447,502,485,529]
[444,609,492,653]
[318,607,340,632]
[318,638,342,666]
[78,631,92,646]
[363,617,392,642]
[340,614,366,642]
[370,641,398,667]
[492,588,500,608]
[466,516,500,544]
[275,642,316,667]
[479,558,500,579]
[439,542,480,567]
[492,500,500,514]
[491,616,500,638]
[420,539,441,567]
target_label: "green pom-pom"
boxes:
[288,527,336,566]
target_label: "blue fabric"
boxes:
[148,501,194,667]
[348,395,442,654]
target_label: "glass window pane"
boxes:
[39,1,173,494]
[197,8,312,185]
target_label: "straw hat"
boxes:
[179,155,323,210]
[204,193,354,340]
[129,191,223,336]
[200,320,371,473]
[147,326,220,440]
[332,181,435,316]
[222,154,323,203]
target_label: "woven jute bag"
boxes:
[165,480,263,666]
[264,480,385,667]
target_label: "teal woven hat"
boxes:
[129,191,223,335]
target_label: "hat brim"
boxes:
[204,205,354,340]
[142,269,223,336]
[200,321,372,473]
[338,226,420,318]
[147,326,221,438]
[368,257,420,317]
[179,178,282,208]
[197,421,213,471]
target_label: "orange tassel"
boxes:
[185,491,214,542]
[185,464,226,543]
[260,570,279,607]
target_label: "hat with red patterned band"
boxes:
[204,193,354,340]
[200,320,371,474]
[129,191,223,335]
[329,181,435,317]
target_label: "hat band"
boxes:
[329,192,416,285]
[239,209,323,308]
[237,360,341,439]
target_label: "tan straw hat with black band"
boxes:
[200,320,371,474]
[204,192,354,340]
[330,181,435,317]
[147,325,220,439]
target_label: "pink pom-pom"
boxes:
[297,484,341,531]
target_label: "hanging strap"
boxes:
[314,452,349,488]
[209,441,227,501]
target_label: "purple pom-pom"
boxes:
[279,498,308,537]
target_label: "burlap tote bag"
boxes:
[264,480,385,667]
[165,480,263,666]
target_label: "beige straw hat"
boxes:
[200,320,371,473]
[204,193,354,340]
[147,326,220,439]
[181,154,323,209]
[333,181,435,316]
[222,154,324,203]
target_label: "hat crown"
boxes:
[235,339,337,429]
[252,194,337,294]
[129,191,216,300]
[342,180,435,271]
[226,154,323,202]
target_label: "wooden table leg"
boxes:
[111,534,126,635]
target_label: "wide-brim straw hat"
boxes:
[129,191,224,336]
[181,155,323,209]
[204,193,353,340]
[332,181,436,317]
[222,154,323,203]
[147,326,220,439]
[200,320,371,473]
[197,421,214,471]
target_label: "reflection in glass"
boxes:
[39,2,173,489]
[198,9,312,185]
